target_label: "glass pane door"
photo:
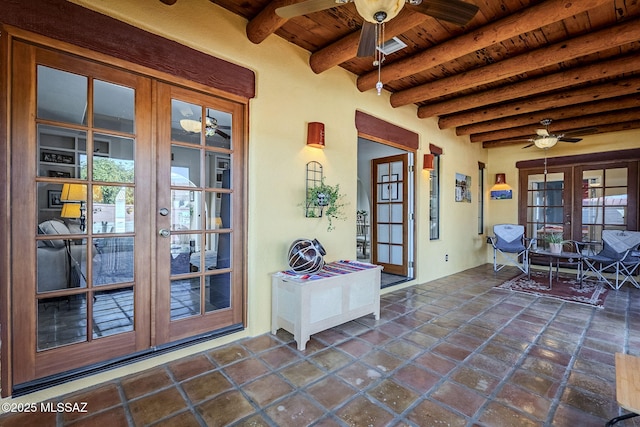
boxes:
[11,41,152,386]
[580,166,628,241]
[36,69,139,348]
[372,154,409,276]
[525,168,572,250]
[156,84,244,344]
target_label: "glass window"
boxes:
[171,99,202,145]
[526,171,565,249]
[204,108,232,150]
[429,154,440,240]
[93,80,135,133]
[35,64,138,351]
[478,164,484,234]
[582,167,628,241]
[37,66,87,125]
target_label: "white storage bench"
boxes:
[271,261,382,350]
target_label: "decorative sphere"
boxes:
[287,238,326,274]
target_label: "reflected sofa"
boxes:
[37,219,85,292]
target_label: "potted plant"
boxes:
[305,179,347,231]
[547,233,564,254]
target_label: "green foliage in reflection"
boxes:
[81,157,135,204]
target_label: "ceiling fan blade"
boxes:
[276,0,341,19]
[409,0,479,26]
[357,22,377,57]
[522,143,535,149]
[159,0,177,4]
[559,137,582,143]
[563,126,598,136]
[216,129,231,139]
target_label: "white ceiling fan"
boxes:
[522,118,593,149]
[276,0,478,94]
[276,0,478,25]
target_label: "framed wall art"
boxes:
[455,173,472,203]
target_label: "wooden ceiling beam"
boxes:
[470,108,640,142]
[391,18,640,107]
[246,0,299,44]
[457,94,640,136]
[428,55,640,121]
[438,75,640,129]
[309,8,427,74]
[482,120,640,148]
[356,0,610,92]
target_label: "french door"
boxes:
[10,41,245,387]
[522,166,573,249]
[520,161,637,250]
[155,84,244,343]
[371,154,412,276]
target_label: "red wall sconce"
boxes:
[423,153,434,170]
[490,173,513,199]
[307,122,325,148]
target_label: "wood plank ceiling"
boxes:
[187,0,640,148]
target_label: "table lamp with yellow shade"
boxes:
[60,183,87,231]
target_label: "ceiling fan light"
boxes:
[354,0,405,23]
[180,118,202,133]
[534,136,558,149]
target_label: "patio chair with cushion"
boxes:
[578,230,640,290]
[490,224,535,275]
[617,240,640,289]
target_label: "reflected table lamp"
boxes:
[60,183,87,231]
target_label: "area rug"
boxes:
[496,270,609,308]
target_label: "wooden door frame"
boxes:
[10,40,154,386]
[354,111,417,280]
[517,151,640,236]
[371,154,410,276]
[0,21,252,396]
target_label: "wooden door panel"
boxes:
[155,83,245,345]
[371,154,409,276]
[11,41,153,385]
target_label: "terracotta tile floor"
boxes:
[3,264,640,426]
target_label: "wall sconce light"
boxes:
[60,183,87,231]
[423,153,434,170]
[491,173,511,190]
[307,122,325,148]
[490,173,513,200]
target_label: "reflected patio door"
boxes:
[155,84,244,344]
[371,154,410,275]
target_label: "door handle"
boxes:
[158,229,170,238]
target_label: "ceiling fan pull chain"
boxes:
[375,22,385,96]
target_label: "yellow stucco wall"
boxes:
[3,0,637,404]
[68,0,488,321]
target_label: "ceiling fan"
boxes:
[179,115,231,139]
[276,0,479,57]
[522,119,594,149]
